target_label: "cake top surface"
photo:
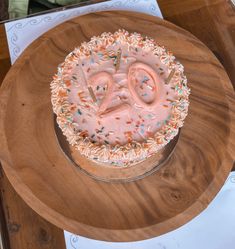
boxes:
[51,29,190,166]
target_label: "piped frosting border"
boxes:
[50,29,190,166]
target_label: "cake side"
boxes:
[51,29,190,166]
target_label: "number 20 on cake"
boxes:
[51,29,190,169]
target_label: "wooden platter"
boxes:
[0,11,234,242]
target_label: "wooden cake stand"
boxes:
[0,11,234,242]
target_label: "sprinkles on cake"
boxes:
[50,29,190,166]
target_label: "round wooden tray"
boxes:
[0,11,234,242]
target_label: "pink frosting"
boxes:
[67,44,177,145]
[51,29,190,166]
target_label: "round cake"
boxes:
[51,29,190,167]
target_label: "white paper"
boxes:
[5,0,162,64]
[64,172,235,249]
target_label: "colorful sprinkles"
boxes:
[50,29,190,167]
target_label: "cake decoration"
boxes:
[51,29,190,166]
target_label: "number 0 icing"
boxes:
[128,62,160,108]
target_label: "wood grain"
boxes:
[0,11,234,241]
[158,0,235,88]
[0,166,66,249]
[0,25,11,83]
[0,171,10,249]
[0,23,66,249]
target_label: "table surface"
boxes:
[0,0,234,248]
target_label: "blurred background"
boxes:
[0,0,104,22]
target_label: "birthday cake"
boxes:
[51,29,190,167]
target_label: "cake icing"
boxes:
[51,29,190,166]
